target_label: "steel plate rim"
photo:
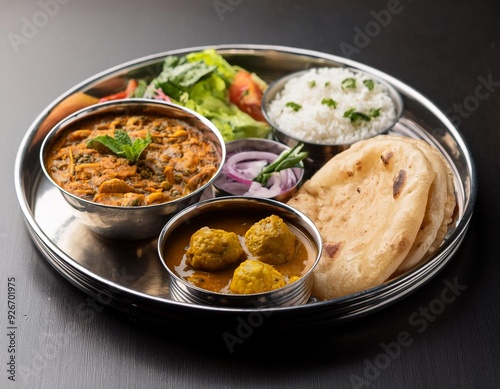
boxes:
[14,44,477,323]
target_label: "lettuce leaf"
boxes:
[185,75,269,141]
[142,55,216,101]
[142,51,270,141]
[186,49,237,83]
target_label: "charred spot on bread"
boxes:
[397,236,410,252]
[324,242,342,258]
[381,151,394,166]
[393,169,407,199]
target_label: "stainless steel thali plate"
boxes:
[14,45,476,330]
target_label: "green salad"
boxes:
[122,49,270,142]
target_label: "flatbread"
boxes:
[427,151,456,255]
[288,135,436,299]
[383,136,455,273]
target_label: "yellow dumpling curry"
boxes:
[186,227,245,271]
[163,212,315,294]
[229,259,286,294]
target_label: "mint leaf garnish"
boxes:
[87,130,151,163]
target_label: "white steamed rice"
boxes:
[266,67,397,144]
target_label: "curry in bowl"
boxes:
[44,106,221,207]
[158,196,322,307]
[40,99,225,240]
[164,212,316,295]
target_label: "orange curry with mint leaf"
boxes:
[44,113,220,206]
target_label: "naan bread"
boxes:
[288,136,435,299]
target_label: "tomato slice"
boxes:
[229,70,266,122]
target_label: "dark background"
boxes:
[1,0,499,388]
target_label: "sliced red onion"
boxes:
[244,179,282,198]
[224,151,278,185]
[217,150,300,198]
[234,160,267,177]
[154,88,172,102]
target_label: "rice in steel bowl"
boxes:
[264,67,400,145]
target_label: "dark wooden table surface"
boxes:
[1,0,499,388]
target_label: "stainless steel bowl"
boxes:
[40,99,226,241]
[212,138,305,202]
[157,196,323,308]
[261,67,404,172]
